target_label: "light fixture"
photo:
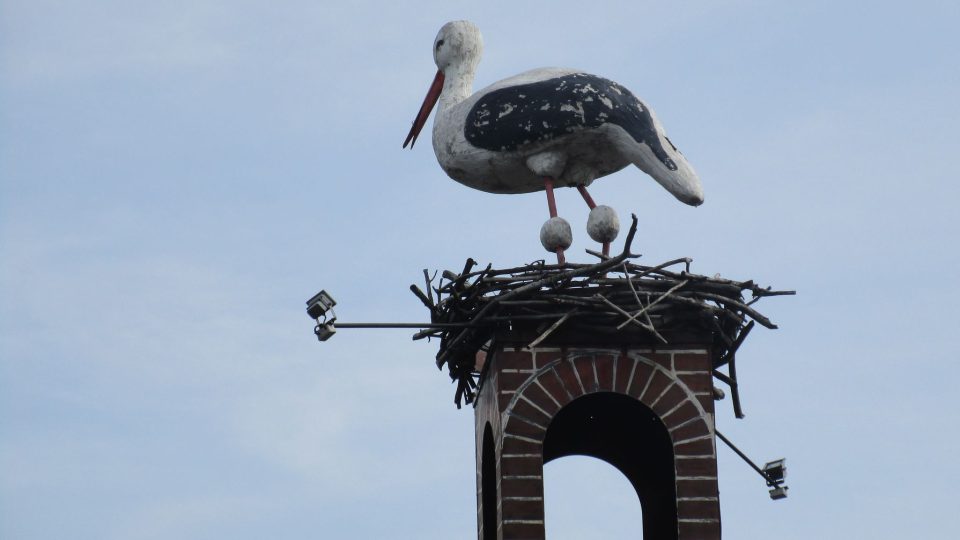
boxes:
[763,458,787,499]
[762,458,786,485]
[307,290,338,342]
[306,290,337,320]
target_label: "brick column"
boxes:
[474,343,720,539]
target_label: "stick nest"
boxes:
[410,215,793,408]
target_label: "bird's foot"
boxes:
[587,205,620,255]
[577,185,620,257]
[541,216,572,264]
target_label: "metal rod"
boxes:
[333,322,473,329]
[332,310,611,331]
[715,429,779,485]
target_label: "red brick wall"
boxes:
[475,346,720,539]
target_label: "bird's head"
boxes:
[403,21,483,149]
[433,20,483,73]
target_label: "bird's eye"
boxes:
[436,39,444,50]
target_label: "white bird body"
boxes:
[406,21,704,206]
[433,67,628,193]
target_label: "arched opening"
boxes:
[543,392,677,539]
[545,456,643,539]
[481,422,497,540]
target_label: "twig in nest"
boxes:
[616,279,690,330]
[423,269,435,305]
[692,291,778,329]
[595,294,667,343]
[409,284,434,311]
[585,248,610,261]
[527,309,579,349]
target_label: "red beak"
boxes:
[403,70,444,149]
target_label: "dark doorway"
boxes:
[543,392,677,539]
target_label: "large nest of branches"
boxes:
[410,216,793,408]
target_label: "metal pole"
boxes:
[715,429,778,485]
[333,322,472,329]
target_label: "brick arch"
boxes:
[501,350,714,451]
[478,346,721,539]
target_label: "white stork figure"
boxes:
[404,20,703,263]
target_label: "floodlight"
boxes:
[306,290,337,319]
[762,458,786,486]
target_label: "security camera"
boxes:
[314,321,337,342]
[768,485,788,500]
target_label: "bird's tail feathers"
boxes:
[612,128,704,206]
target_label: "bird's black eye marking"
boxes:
[436,39,444,50]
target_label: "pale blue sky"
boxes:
[2,1,958,538]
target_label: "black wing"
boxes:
[464,73,676,170]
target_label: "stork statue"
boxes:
[404,20,703,263]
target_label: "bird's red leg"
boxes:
[577,184,609,257]
[544,178,565,264]
[576,184,597,210]
[545,178,559,218]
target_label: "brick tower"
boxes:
[474,330,719,540]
